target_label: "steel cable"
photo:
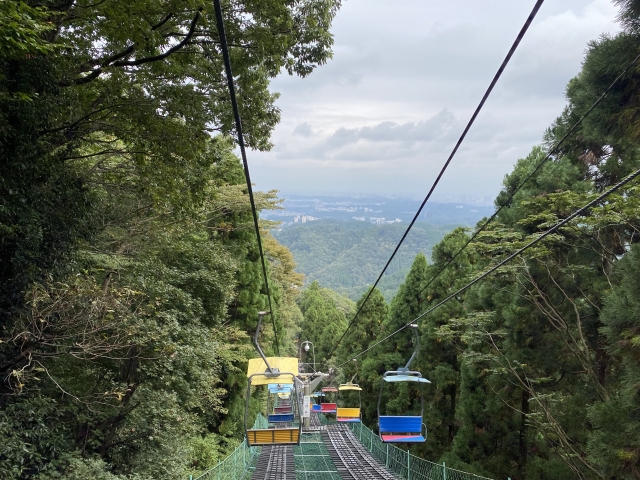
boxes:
[326,0,546,360]
[384,48,640,337]
[336,164,640,368]
[213,0,279,353]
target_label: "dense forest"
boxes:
[273,219,452,300]
[2,1,640,480]
[0,0,338,478]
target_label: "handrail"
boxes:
[190,414,268,480]
[350,422,493,480]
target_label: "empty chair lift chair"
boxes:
[337,382,362,423]
[311,392,323,412]
[320,386,338,414]
[378,324,430,443]
[268,384,295,423]
[245,312,301,446]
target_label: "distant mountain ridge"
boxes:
[272,219,455,300]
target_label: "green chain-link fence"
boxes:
[350,423,492,480]
[190,415,493,480]
[191,414,269,480]
[294,431,341,480]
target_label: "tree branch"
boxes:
[66,10,200,86]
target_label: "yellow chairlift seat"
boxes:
[247,427,300,446]
[338,383,362,391]
[244,313,302,446]
[337,382,362,423]
[247,357,298,385]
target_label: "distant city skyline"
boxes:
[274,191,496,206]
[262,193,495,227]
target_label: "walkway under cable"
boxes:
[246,413,399,480]
[324,424,397,480]
[251,445,296,480]
[191,414,491,479]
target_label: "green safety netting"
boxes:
[349,423,492,480]
[191,414,269,480]
[294,431,341,480]
[190,414,492,480]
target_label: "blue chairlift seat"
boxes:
[268,413,295,423]
[377,326,431,444]
[378,416,426,443]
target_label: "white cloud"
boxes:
[249,0,620,198]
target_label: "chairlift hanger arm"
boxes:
[308,373,329,392]
[349,358,358,384]
[400,324,419,372]
[254,311,277,375]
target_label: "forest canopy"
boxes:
[0,0,338,478]
[324,6,640,479]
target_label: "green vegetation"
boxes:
[3,1,640,479]
[0,0,339,478]
[274,219,452,300]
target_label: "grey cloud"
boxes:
[293,122,315,137]
[325,110,457,149]
[274,110,459,162]
[326,127,358,148]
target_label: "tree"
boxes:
[297,281,348,363]
[588,244,640,479]
[337,287,388,424]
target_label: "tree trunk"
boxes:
[518,389,530,478]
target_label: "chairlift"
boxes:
[337,359,362,423]
[320,385,338,414]
[377,324,430,443]
[267,384,295,422]
[311,392,324,412]
[245,312,301,446]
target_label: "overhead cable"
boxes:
[213,0,279,353]
[395,49,640,324]
[326,0,545,360]
[336,165,640,368]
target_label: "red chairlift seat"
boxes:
[320,386,338,414]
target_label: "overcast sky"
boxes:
[249,0,620,201]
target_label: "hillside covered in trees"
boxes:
[304,4,640,478]
[273,219,452,300]
[0,1,338,478]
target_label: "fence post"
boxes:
[407,449,410,480]
[217,460,221,480]
[386,444,389,468]
[443,461,447,480]
[189,476,193,480]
